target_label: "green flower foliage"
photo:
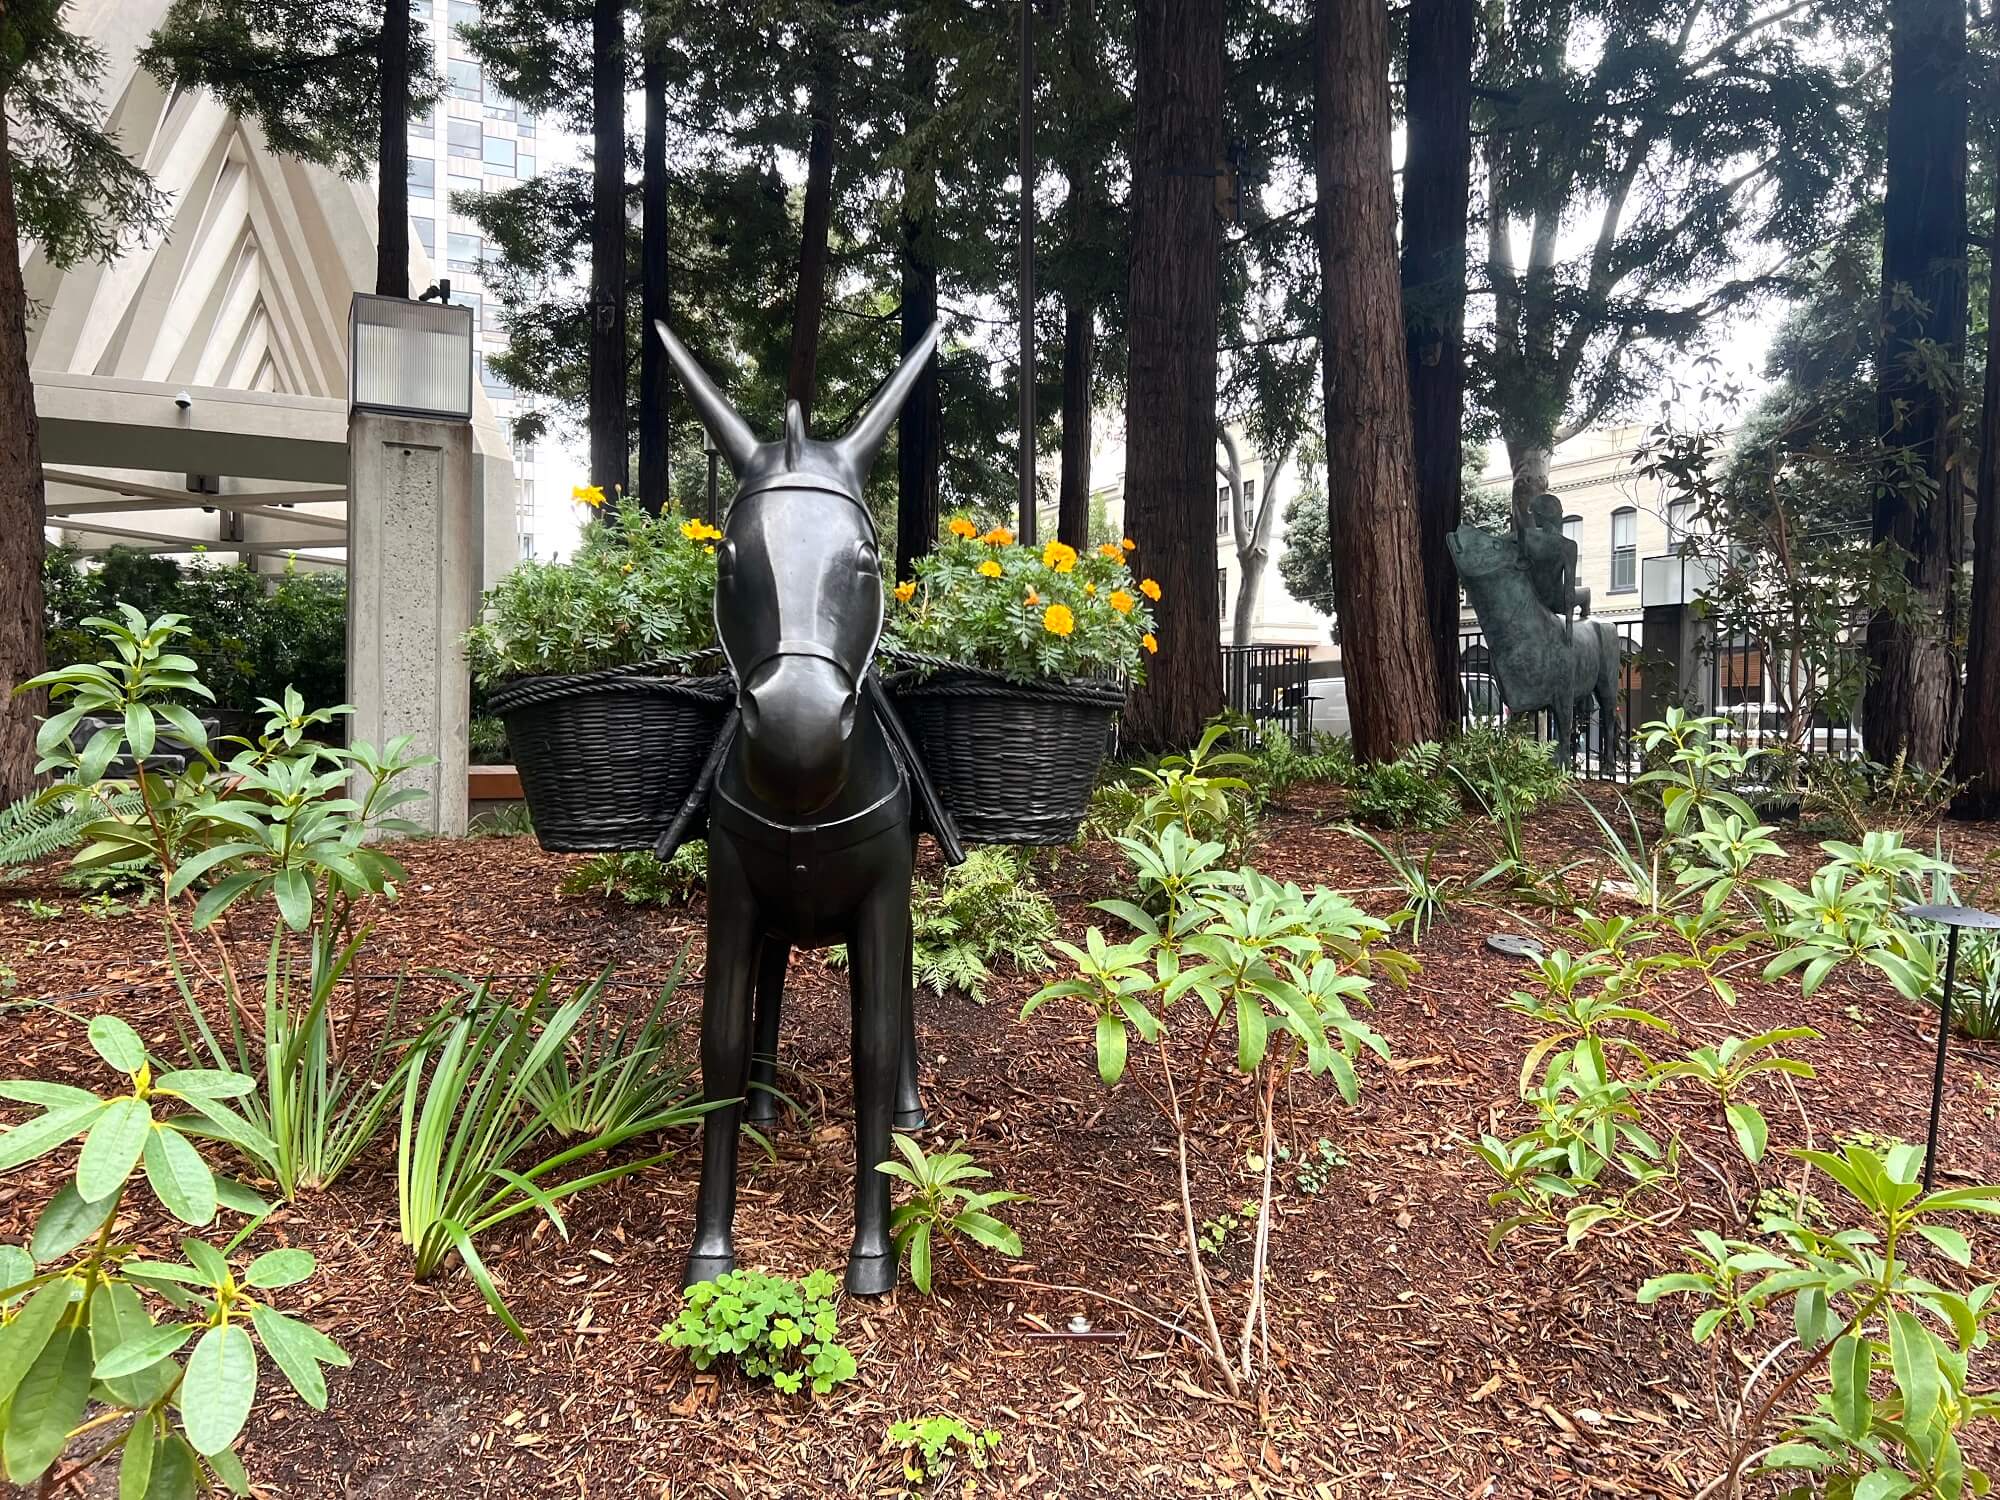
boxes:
[832,849,1059,1003]
[557,844,709,908]
[876,1134,1026,1294]
[885,525,1158,684]
[464,502,720,685]
[660,1269,857,1396]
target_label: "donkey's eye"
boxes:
[854,541,880,576]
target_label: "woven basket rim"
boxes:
[888,665,1126,706]
[490,664,732,713]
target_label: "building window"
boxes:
[482,360,514,398]
[1610,506,1637,592]
[517,153,536,178]
[1216,485,1231,537]
[407,157,434,199]
[1666,498,1694,551]
[410,109,434,139]
[1217,568,1228,619]
[411,216,434,253]
[447,119,481,158]
[448,0,478,26]
[447,231,481,272]
[517,112,536,138]
[450,289,482,334]
[1562,513,1581,543]
[519,533,534,558]
[482,134,515,172]
[447,59,480,99]
[1243,478,1256,518]
[412,0,432,17]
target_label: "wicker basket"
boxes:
[488,663,732,852]
[889,667,1125,845]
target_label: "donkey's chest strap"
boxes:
[710,780,908,859]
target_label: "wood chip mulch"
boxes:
[5,790,2000,1498]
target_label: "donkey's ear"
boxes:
[834,323,940,479]
[654,321,758,474]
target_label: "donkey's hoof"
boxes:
[893,1104,930,1132]
[845,1250,896,1297]
[684,1250,736,1289]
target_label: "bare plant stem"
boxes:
[1237,1058,1284,1382]
[1158,1039,1240,1397]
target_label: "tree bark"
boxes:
[638,25,669,515]
[0,101,47,803]
[1056,0,1099,554]
[375,0,410,299]
[895,38,941,583]
[1316,0,1443,762]
[587,0,628,498]
[1120,0,1224,751]
[1400,0,1474,727]
[1954,7,2000,817]
[786,64,837,422]
[1865,0,1967,770]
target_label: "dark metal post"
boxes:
[1925,925,1961,1191]
[1017,0,1037,545]
[703,423,721,524]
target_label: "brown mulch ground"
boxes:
[5,790,2000,1498]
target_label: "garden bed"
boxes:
[4,789,2000,1496]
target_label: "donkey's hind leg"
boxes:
[687,842,761,1288]
[845,865,914,1296]
[745,939,788,1130]
[895,916,928,1132]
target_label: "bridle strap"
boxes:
[727,637,857,685]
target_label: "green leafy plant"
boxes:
[1338,824,1460,941]
[0,1013,345,1493]
[1641,1140,2000,1498]
[1097,721,1262,862]
[396,972,710,1337]
[1280,1137,1347,1195]
[1445,724,1570,811]
[886,1413,1001,1494]
[1653,1028,1818,1166]
[557,843,708,907]
[832,848,1058,1003]
[520,956,696,1138]
[1346,750,1460,831]
[0,787,141,880]
[660,1268,857,1396]
[886,523,1157,683]
[876,1134,1026,1293]
[463,500,720,684]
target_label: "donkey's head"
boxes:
[657,321,939,815]
[1446,524,1521,583]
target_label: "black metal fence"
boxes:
[1221,643,1313,745]
[1458,620,1644,782]
[1698,610,1867,765]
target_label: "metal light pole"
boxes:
[702,422,721,525]
[1016,0,1036,546]
[1901,902,2000,1190]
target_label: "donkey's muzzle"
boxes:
[738,654,859,815]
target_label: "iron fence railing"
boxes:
[1458,620,1644,782]
[1221,643,1313,745]
[1697,610,1868,766]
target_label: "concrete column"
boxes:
[346,410,474,837]
[1639,602,1714,727]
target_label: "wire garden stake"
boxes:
[1901,902,2000,1190]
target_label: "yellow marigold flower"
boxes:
[621,561,634,574]
[1122,537,1136,551]
[1042,541,1078,572]
[948,516,979,539]
[893,580,916,602]
[1097,542,1123,561]
[572,483,606,509]
[981,526,1015,546]
[1139,577,1162,601]
[1084,582,1097,596]
[704,545,716,556]
[978,559,1003,578]
[680,518,722,541]
[1141,632,1158,654]
[1109,589,1135,615]
[1042,603,1075,636]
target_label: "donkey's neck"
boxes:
[1465,570,1563,651]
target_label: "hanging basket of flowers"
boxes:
[469,495,731,852]
[883,521,1157,845]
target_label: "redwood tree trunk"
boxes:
[0,103,47,803]
[587,0,628,497]
[1316,0,1443,761]
[786,66,837,421]
[1056,0,1099,554]
[375,0,410,299]
[896,39,940,582]
[1399,0,1474,728]
[1865,0,1968,770]
[638,28,669,514]
[1954,14,2000,817]
[1120,0,1223,751]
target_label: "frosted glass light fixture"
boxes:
[349,293,474,421]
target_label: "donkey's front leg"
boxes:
[686,841,761,1288]
[895,916,928,1131]
[745,938,789,1130]
[846,872,913,1295]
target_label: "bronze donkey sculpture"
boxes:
[654,321,961,1295]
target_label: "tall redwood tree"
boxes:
[587,0,628,497]
[1120,0,1224,751]
[637,16,671,514]
[1955,0,2000,816]
[1316,0,1441,761]
[1865,0,1968,770]
[1399,0,1475,728]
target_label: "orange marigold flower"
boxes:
[1096,542,1124,561]
[981,526,1015,546]
[571,483,606,509]
[978,559,1004,578]
[893,581,916,602]
[948,516,979,539]
[1042,603,1075,636]
[1025,588,1041,605]
[1121,537,1136,551]
[1141,632,1158,654]
[1084,583,1097,596]
[1108,589,1135,615]
[1139,577,1162,601]
[1042,541,1078,572]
